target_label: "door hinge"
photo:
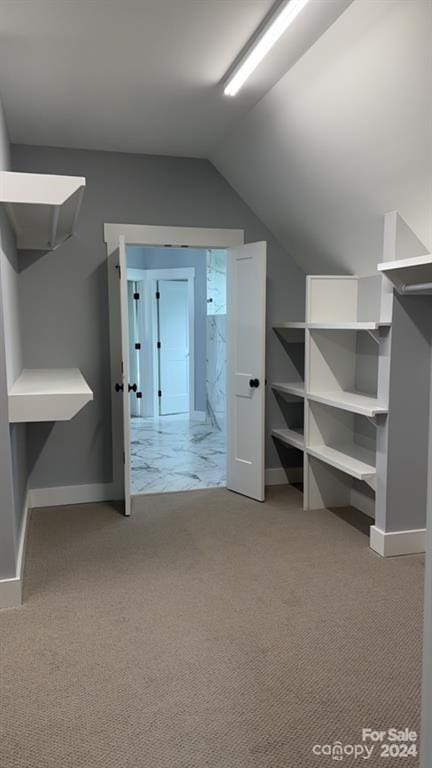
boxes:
[157,341,161,349]
[158,390,162,397]
[123,451,125,465]
[155,291,160,300]
[116,264,121,279]
[135,342,141,350]
[133,292,140,300]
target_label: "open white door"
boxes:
[118,235,131,516]
[227,242,266,501]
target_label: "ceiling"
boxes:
[0,0,351,157]
[212,0,432,277]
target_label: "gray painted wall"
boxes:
[0,98,28,578]
[127,246,208,412]
[11,144,305,489]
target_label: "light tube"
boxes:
[224,0,310,97]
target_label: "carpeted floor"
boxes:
[0,486,424,768]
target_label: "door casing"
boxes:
[128,266,195,417]
[105,224,244,501]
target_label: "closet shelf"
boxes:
[273,322,306,328]
[273,322,306,342]
[272,427,304,451]
[0,171,85,250]
[307,443,376,484]
[307,390,387,417]
[378,254,432,292]
[9,368,93,423]
[271,382,305,399]
[308,321,390,330]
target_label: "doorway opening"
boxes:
[126,245,227,494]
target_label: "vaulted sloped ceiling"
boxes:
[211,0,432,277]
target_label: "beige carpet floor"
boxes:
[0,486,425,768]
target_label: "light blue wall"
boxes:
[127,246,208,412]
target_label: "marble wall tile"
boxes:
[206,314,226,431]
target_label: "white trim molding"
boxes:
[29,482,118,508]
[106,222,244,500]
[370,525,426,557]
[0,490,31,609]
[104,223,244,253]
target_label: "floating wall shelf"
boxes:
[9,368,93,423]
[0,171,86,250]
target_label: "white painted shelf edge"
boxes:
[271,427,304,451]
[9,368,93,423]
[0,171,86,250]
[307,443,375,482]
[378,254,432,289]
[308,321,391,330]
[307,390,387,417]
[274,321,390,331]
[273,322,306,329]
[271,382,305,398]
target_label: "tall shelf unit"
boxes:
[0,171,93,423]
[273,213,431,556]
[272,272,394,553]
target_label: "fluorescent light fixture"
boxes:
[224,0,309,97]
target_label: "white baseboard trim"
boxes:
[29,482,118,508]
[370,525,426,557]
[265,467,303,486]
[0,490,31,610]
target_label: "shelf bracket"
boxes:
[368,326,389,344]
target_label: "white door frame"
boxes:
[105,224,244,499]
[128,266,195,417]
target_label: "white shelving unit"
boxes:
[272,217,428,557]
[271,427,304,452]
[9,369,93,423]
[0,171,85,250]
[271,272,393,551]
[1,169,92,427]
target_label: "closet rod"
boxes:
[398,282,432,295]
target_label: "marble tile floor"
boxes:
[130,414,226,494]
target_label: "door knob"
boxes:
[115,383,124,392]
[249,378,260,388]
[128,383,137,393]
